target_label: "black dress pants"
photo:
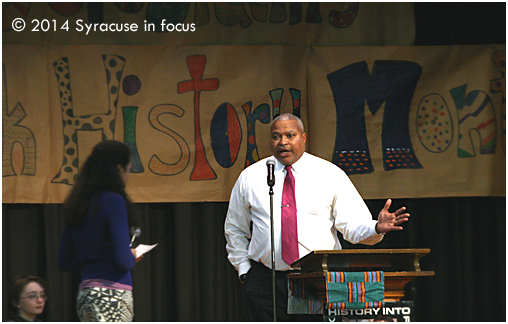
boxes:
[243,261,323,322]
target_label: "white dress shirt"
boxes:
[224,152,384,276]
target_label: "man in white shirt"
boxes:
[224,113,410,321]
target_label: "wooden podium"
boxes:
[287,248,434,302]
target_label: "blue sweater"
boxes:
[58,191,136,286]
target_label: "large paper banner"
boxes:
[2,45,505,203]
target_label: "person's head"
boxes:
[81,140,133,188]
[373,315,395,322]
[270,113,307,166]
[63,140,137,227]
[8,276,47,321]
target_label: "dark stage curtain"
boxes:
[2,197,506,321]
[414,2,505,46]
[2,2,505,322]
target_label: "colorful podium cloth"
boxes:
[325,271,384,309]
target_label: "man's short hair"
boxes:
[271,113,305,133]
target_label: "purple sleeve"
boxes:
[57,225,79,271]
[105,193,136,271]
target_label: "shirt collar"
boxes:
[272,152,307,174]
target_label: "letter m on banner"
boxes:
[327,61,423,175]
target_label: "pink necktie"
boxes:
[281,165,299,265]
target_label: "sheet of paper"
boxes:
[135,243,158,257]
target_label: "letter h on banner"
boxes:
[51,55,125,185]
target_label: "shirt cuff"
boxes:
[374,221,385,236]
[238,260,252,277]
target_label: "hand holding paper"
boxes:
[135,243,158,258]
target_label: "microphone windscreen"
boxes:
[266,158,275,166]
[130,226,141,237]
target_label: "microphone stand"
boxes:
[269,181,277,322]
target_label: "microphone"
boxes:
[266,158,275,187]
[129,226,141,248]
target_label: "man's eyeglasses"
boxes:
[20,293,47,301]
